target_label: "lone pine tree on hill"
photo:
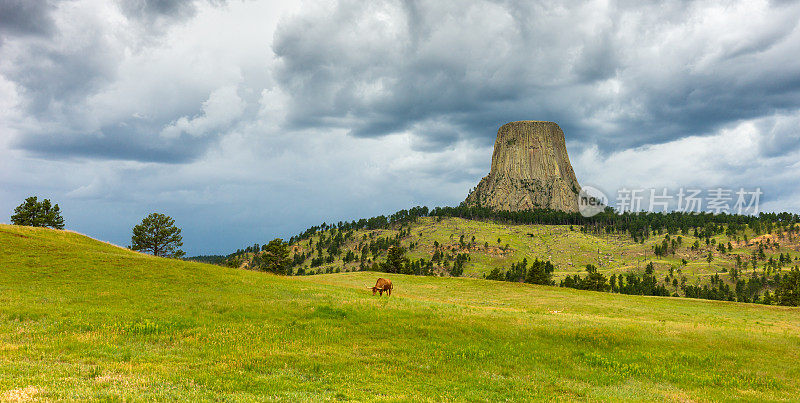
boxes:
[11,196,65,229]
[256,238,292,275]
[130,213,185,258]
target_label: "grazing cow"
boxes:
[368,278,393,296]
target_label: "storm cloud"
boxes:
[0,0,55,38]
[273,0,800,151]
[1,0,799,254]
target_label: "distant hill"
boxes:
[183,254,228,265]
[1,223,800,399]
[230,211,800,304]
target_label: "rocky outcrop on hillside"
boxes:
[464,121,581,212]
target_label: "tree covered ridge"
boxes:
[224,205,800,306]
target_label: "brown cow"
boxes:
[368,278,393,296]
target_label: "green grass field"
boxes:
[2,224,800,400]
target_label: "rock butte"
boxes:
[464,121,581,212]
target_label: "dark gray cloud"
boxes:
[117,0,221,29]
[1,1,213,119]
[273,0,800,154]
[7,0,799,164]
[14,118,212,163]
[4,39,118,118]
[119,0,197,20]
[1,0,235,164]
[0,0,55,38]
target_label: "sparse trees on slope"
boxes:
[10,196,65,229]
[130,213,185,258]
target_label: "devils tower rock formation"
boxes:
[464,121,581,212]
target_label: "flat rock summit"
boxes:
[464,121,581,212]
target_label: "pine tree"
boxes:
[130,213,185,258]
[776,269,800,306]
[11,196,66,229]
[525,259,555,285]
[259,238,291,274]
[10,197,41,226]
[582,264,610,291]
[383,245,406,273]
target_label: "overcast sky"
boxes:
[2,0,800,255]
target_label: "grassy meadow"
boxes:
[2,224,800,400]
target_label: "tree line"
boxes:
[281,205,799,248]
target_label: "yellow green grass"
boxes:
[1,224,799,400]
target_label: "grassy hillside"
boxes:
[279,217,800,289]
[2,224,800,400]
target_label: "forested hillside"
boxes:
[226,208,800,305]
